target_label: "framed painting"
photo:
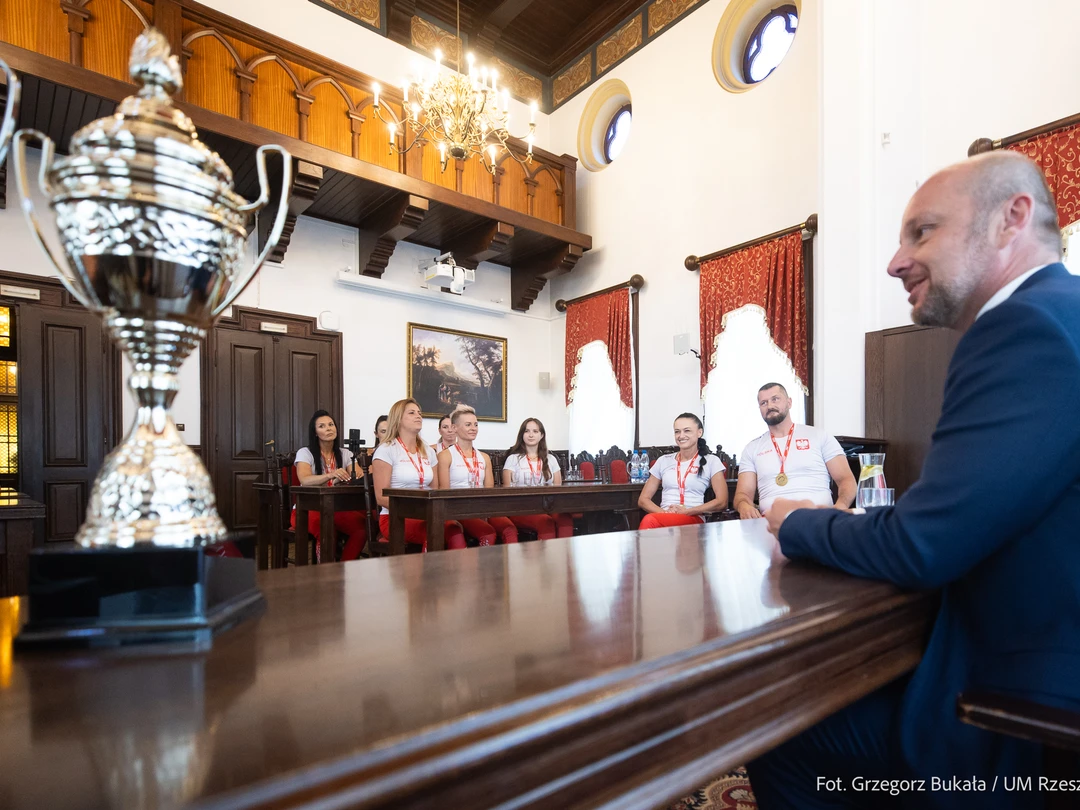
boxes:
[407,324,507,421]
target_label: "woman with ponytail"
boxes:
[637,413,728,530]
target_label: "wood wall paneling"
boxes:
[460,154,495,205]
[250,58,300,140]
[44,324,86,466]
[183,32,242,119]
[422,140,458,192]
[82,0,148,82]
[44,481,85,542]
[531,166,561,225]
[0,0,69,64]
[499,157,530,216]
[865,325,960,497]
[306,79,353,156]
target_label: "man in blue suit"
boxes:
[747,151,1079,809]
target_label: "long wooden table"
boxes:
[384,482,644,552]
[0,520,935,809]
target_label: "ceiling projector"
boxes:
[422,252,476,295]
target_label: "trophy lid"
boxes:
[61,28,242,208]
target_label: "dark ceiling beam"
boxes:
[358,192,430,278]
[443,220,514,270]
[470,0,537,55]
[386,0,418,47]
[511,243,583,312]
[257,159,324,265]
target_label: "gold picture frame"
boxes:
[407,323,507,421]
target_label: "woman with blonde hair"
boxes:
[436,404,517,546]
[372,398,466,551]
[501,417,573,539]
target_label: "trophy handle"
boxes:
[11,129,97,310]
[0,58,21,165]
[212,144,293,319]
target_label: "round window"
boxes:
[603,105,632,163]
[743,6,798,84]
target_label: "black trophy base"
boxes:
[15,542,266,651]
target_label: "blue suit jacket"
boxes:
[780,263,1080,805]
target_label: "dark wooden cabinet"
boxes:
[865,324,960,497]
[204,308,341,531]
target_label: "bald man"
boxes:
[749,152,1080,808]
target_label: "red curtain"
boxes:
[1007,123,1080,228]
[565,287,633,408]
[698,231,807,395]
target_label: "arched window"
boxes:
[742,5,798,84]
[603,104,632,164]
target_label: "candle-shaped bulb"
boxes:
[438,142,446,163]
[402,82,409,104]
[372,82,381,108]
[488,144,497,164]
[527,133,534,154]
[491,69,498,93]
[388,121,397,141]
[435,49,443,67]
[481,66,489,87]
[467,52,475,65]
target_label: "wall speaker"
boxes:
[538,371,551,389]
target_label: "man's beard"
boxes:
[764,410,787,426]
[912,233,988,328]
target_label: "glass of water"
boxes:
[859,488,895,508]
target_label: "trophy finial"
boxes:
[130,28,182,97]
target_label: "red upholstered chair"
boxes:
[579,461,595,481]
[608,459,629,484]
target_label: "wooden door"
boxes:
[274,335,333,462]
[865,324,961,497]
[205,309,342,531]
[211,329,275,531]
[18,305,115,543]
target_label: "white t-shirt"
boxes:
[739,424,844,512]
[372,439,438,514]
[432,439,456,454]
[503,452,560,486]
[444,444,487,489]
[649,453,726,508]
[294,446,355,477]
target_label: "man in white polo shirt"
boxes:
[733,382,856,517]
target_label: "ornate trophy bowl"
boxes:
[11,30,291,549]
[3,31,290,648]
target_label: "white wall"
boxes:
[546,0,820,447]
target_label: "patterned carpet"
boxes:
[668,768,757,810]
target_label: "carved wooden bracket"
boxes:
[348,112,365,159]
[60,2,91,68]
[358,193,429,278]
[510,243,583,312]
[444,221,514,270]
[257,160,324,264]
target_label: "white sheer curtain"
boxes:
[1065,226,1080,276]
[568,341,634,455]
[703,305,805,462]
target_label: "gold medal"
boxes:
[775,472,789,486]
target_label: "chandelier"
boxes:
[370,3,537,175]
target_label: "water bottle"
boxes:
[631,451,642,482]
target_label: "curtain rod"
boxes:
[684,214,818,271]
[555,274,644,312]
[968,111,1080,156]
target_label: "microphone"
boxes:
[346,429,364,482]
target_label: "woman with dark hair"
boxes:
[436,404,517,546]
[372,398,466,552]
[501,417,573,539]
[432,413,457,454]
[637,413,727,530]
[373,414,389,448]
[292,410,367,561]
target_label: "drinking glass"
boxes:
[860,488,895,508]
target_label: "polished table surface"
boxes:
[384,482,645,552]
[0,520,934,809]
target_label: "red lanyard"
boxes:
[526,455,542,481]
[675,455,697,504]
[459,446,481,487]
[769,423,795,477]
[397,438,425,487]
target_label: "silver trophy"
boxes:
[10,29,292,549]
